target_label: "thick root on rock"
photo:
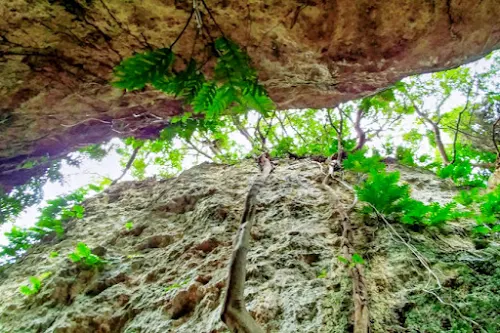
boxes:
[340,214,369,333]
[322,172,370,333]
[220,154,272,333]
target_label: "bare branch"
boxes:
[436,93,451,122]
[402,90,450,164]
[275,113,290,137]
[451,84,474,164]
[255,116,267,150]
[232,115,257,148]
[184,138,213,160]
[284,113,307,144]
[110,146,141,186]
[262,110,278,143]
[326,108,340,135]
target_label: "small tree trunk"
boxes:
[432,123,450,164]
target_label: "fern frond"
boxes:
[192,82,218,114]
[172,60,205,102]
[214,37,257,83]
[206,84,239,118]
[153,60,205,101]
[242,92,274,117]
[113,48,174,91]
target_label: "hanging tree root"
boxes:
[221,153,273,333]
[321,171,369,333]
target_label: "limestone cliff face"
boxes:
[1,159,498,333]
[1,0,500,190]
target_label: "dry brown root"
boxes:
[322,173,369,333]
[220,154,273,333]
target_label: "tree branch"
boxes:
[450,84,473,164]
[492,112,500,157]
[353,109,367,151]
[284,114,307,144]
[232,115,257,148]
[185,138,213,160]
[336,108,344,165]
[326,108,340,135]
[110,146,141,186]
[403,91,450,164]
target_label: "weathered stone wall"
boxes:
[1,0,500,190]
[2,159,497,333]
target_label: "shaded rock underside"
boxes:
[1,0,500,189]
[0,159,498,332]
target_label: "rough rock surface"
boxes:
[2,159,498,333]
[1,0,500,189]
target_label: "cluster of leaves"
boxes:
[1,180,109,261]
[113,37,273,119]
[348,152,458,228]
[1,146,112,225]
[68,242,104,268]
[1,161,64,225]
[18,271,52,296]
[436,144,496,188]
[77,144,108,161]
[338,253,365,267]
[124,221,134,231]
[455,187,500,234]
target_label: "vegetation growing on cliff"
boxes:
[0,2,499,331]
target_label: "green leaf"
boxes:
[28,276,41,291]
[72,205,85,218]
[473,225,490,235]
[343,150,385,173]
[242,91,274,117]
[317,268,328,279]
[19,285,34,296]
[351,253,365,265]
[206,85,238,118]
[68,253,81,263]
[337,256,349,264]
[113,48,175,91]
[75,242,91,257]
[192,82,218,114]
